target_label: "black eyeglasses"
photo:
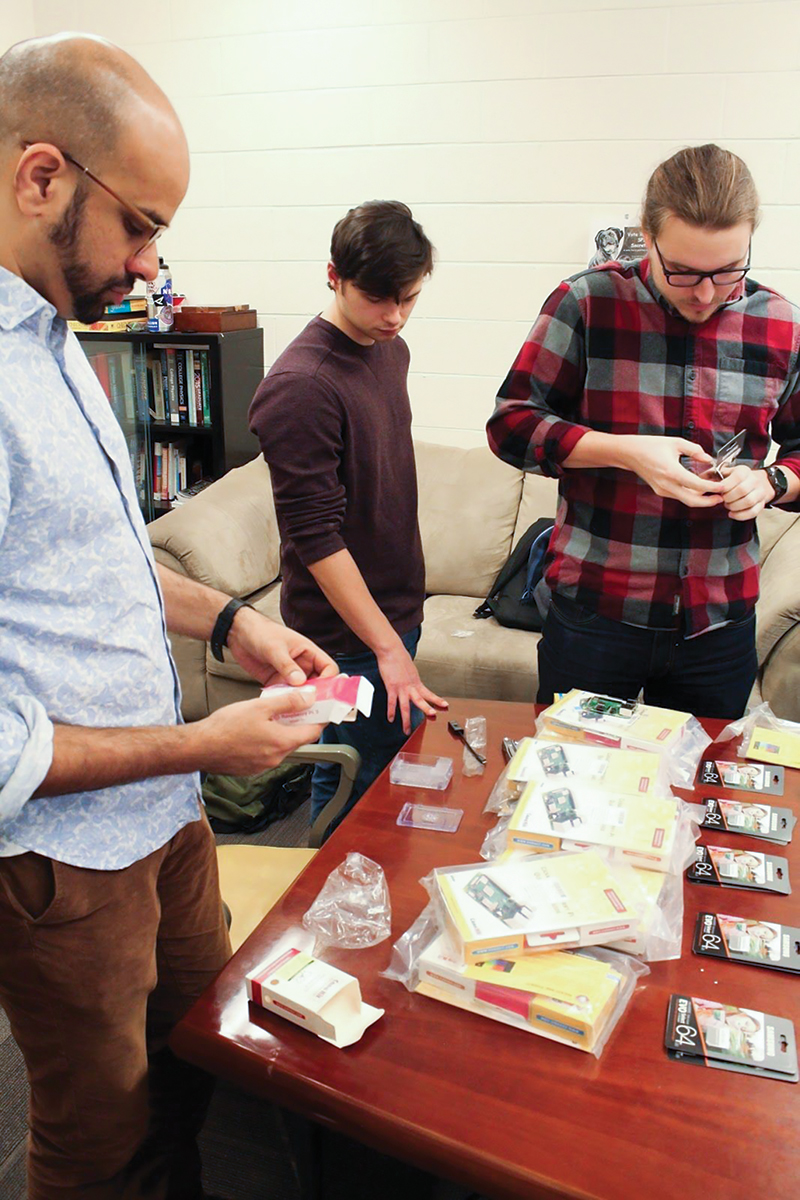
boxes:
[653,238,751,288]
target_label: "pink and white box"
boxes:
[262,674,374,725]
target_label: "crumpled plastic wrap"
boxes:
[718,700,800,762]
[302,852,392,952]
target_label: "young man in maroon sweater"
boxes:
[249,201,448,826]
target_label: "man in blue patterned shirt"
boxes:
[0,35,336,1200]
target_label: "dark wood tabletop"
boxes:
[171,699,800,1200]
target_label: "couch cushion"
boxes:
[512,471,560,546]
[416,594,538,703]
[415,442,523,598]
[757,506,800,563]
[149,457,280,597]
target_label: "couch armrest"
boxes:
[147,457,279,597]
[755,510,800,721]
[760,626,800,723]
[756,510,800,664]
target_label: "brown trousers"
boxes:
[0,812,231,1200]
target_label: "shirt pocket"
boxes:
[715,355,785,417]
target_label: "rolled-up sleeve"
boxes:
[773,359,800,513]
[487,281,593,476]
[0,696,54,827]
[0,435,55,828]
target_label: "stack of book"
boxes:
[147,345,212,427]
[69,296,149,333]
[152,441,192,505]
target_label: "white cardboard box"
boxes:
[246,946,383,1048]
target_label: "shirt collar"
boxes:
[637,254,747,322]
[0,264,59,337]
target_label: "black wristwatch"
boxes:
[765,464,788,507]
[210,598,254,662]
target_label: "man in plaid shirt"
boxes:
[488,145,800,719]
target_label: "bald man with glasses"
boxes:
[488,144,800,720]
[0,33,337,1200]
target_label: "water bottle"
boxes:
[147,258,173,332]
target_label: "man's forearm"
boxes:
[35,721,207,797]
[562,430,638,471]
[308,549,401,655]
[156,563,232,640]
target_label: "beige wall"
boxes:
[17,0,800,446]
[0,6,35,47]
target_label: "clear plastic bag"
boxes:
[382,905,649,1057]
[604,869,684,962]
[302,852,392,953]
[718,700,800,760]
[461,716,487,777]
[382,900,440,991]
[480,796,701,877]
[532,706,712,789]
[483,737,694,818]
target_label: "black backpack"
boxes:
[473,517,555,632]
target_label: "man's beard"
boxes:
[49,188,135,324]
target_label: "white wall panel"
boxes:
[0,6,35,46]
[13,0,799,449]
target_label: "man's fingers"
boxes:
[257,684,317,717]
[399,698,412,736]
[266,654,307,686]
[681,490,725,508]
[677,439,714,463]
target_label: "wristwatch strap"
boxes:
[210,598,253,662]
[765,464,788,507]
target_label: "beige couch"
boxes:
[148,441,800,723]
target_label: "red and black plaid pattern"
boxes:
[487,259,800,636]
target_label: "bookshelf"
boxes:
[77,328,263,521]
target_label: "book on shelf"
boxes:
[199,351,211,424]
[151,344,211,427]
[105,297,147,314]
[150,353,166,422]
[185,348,196,427]
[69,316,149,333]
[174,348,188,423]
[90,351,111,401]
[153,440,190,504]
[165,348,179,426]
[172,477,214,506]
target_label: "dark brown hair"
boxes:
[641,144,760,237]
[330,200,434,300]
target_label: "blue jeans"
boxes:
[311,626,424,828]
[537,593,757,720]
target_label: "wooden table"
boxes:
[172,700,800,1200]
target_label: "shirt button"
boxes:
[687,369,696,382]
[687,420,695,431]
